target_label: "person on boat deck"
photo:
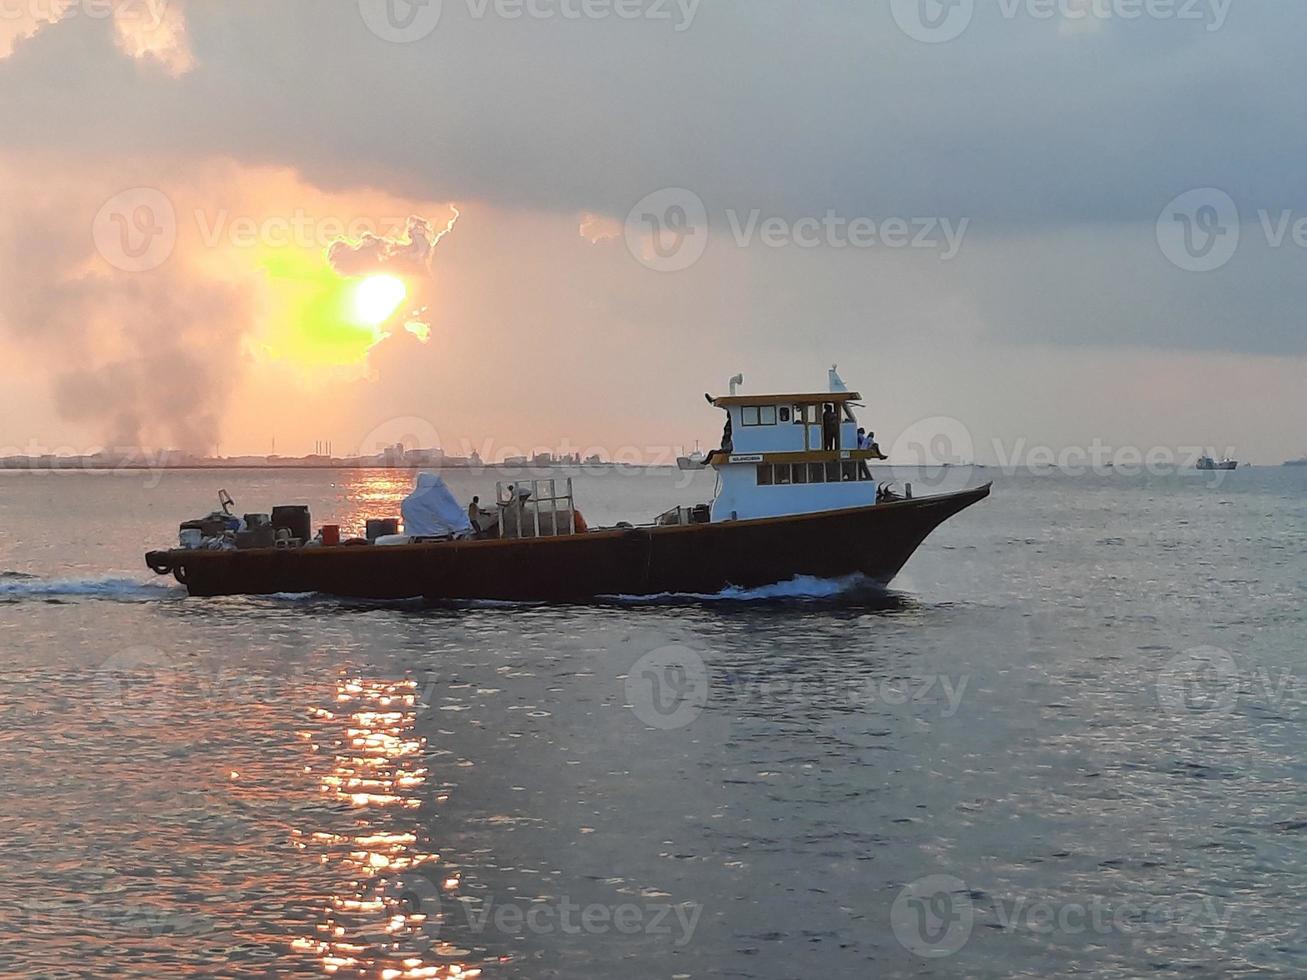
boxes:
[866,431,888,460]
[467,496,481,532]
[822,403,838,451]
[856,427,868,449]
[705,411,733,464]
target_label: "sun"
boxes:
[352,274,407,326]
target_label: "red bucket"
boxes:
[320,524,340,546]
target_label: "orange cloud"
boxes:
[578,212,622,244]
[0,0,193,75]
[0,152,458,451]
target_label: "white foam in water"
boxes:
[0,573,178,600]
[603,572,882,603]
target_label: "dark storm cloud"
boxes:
[1,1,1306,357]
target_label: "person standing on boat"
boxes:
[822,403,838,451]
[467,496,481,532]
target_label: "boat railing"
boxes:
[495,478,577,539]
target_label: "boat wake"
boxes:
[0,571,179,602]
[236,573,909,611]
[599,573,908,607]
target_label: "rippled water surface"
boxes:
[1,466,1305,978]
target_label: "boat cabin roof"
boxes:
[712,391,862,407]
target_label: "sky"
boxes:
[0,0,1303,465]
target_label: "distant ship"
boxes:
[677,442,708,470]
[1284,457,1307,467]
[1197,455,1238,471]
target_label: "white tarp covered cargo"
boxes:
[401,472,473,538]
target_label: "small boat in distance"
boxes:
[1197,455,1238,471]
[677,441,708,470]
[146,372,990,602]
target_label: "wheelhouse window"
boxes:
[779,406,791,423]
[757,461,875,486]
[742,405,778,426]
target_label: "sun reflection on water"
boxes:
[292,673,481,979]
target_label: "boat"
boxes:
[145,373,990,602]
[676,441,708,470]
[1196,455,1238,471]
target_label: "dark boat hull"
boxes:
[146,484,990,602]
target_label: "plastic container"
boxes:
[320,524,340,546]
[271,505,311,544]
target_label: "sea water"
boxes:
[0,466,1304,977]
